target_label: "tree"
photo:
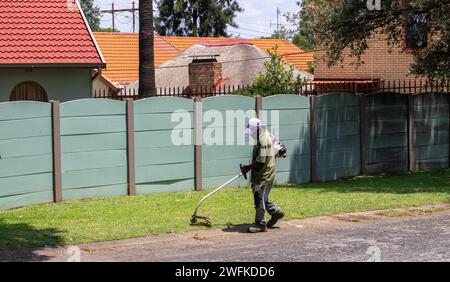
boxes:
[139,0,156,97]
[284,0,315,51]
[236,48,307,97]
[155,0,243,37]
[79,0,101,32]
[305,0,450,80]
[98,27,120,32]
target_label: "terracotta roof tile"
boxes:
[93,33,314,84]
[94,32,181,83]
[0,0,104,66]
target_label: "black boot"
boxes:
[248,224,267,233]
[249,207,267,233]
[267,211,285,228]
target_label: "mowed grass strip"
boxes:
[0,169,449,250]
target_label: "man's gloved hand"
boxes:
[240,164,251,180]
[240,164,251,175]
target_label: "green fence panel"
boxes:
[202,95,255,188]
[60,99,128,199]
[365,93,408,173]
[413,93,449,170]
[316,93,360,181]
[263,95,310,184]
[134,97,194,194]
[0,102,53,209]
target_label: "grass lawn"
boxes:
[1,169,450,250]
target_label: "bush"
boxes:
[235,47,308,96]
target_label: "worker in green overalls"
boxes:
[241,118,285,233]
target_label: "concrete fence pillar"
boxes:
[255,96,263,119]
[407,94,415,171]
[194,97,203,191]
[51,101,62,202]
[359,94,368,175]
[310,95,317,182]
[126,99,136,195]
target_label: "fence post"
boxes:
[255,96,263,119]
[51,101,62,203]
[194,97,203,191]
[407,94,415,171]
[359,94,367,174]
[310,95,317,182]
[126,99,136,195]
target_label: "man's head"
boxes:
[245,118,262,139]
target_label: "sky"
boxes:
[94,0,299,37]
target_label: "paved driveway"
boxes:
[2,206,450,262]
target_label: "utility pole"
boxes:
[112,3,115,31]
[132,1,136,33]
[101,2,139,32]
[269,7,281,38]
[276,7,280,37]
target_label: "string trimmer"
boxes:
[190,165,248,226]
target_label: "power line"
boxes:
[115,13,133,25]
[103,49,320,71]
[101,1,138,32]
[228,26,273,36]
[236,20,268,27]
[228,30,265,38]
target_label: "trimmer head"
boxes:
[189,173,243,228]
[191,214,212,227]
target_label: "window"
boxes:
[10,81,48,102]
[405,13,428,50]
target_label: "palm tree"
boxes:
[139,0,156,97]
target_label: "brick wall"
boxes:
[314,33,420,80]
[188,61,222,91]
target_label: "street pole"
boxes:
[112,3,115,31]
[132,1,136,33]
[276,7,280,37]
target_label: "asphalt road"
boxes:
[2,207,450,262]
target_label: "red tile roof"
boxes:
[0,0,104,67]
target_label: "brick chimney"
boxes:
[188,55,222,94]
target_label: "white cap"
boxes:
[245,118,262,135]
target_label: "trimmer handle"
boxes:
[240,164,248,180]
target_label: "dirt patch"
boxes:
[334,214,380,222]
[192,234,208,240]
[331,203,450,223]
[376,205,450,218]
[79,246,96,253]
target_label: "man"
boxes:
[241,118,285,233]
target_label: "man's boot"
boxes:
[248,224,267,233]
[267,211,285,228]
[248,207,267,233]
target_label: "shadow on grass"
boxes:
[0,219,65,261]
[281,169,450,195]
